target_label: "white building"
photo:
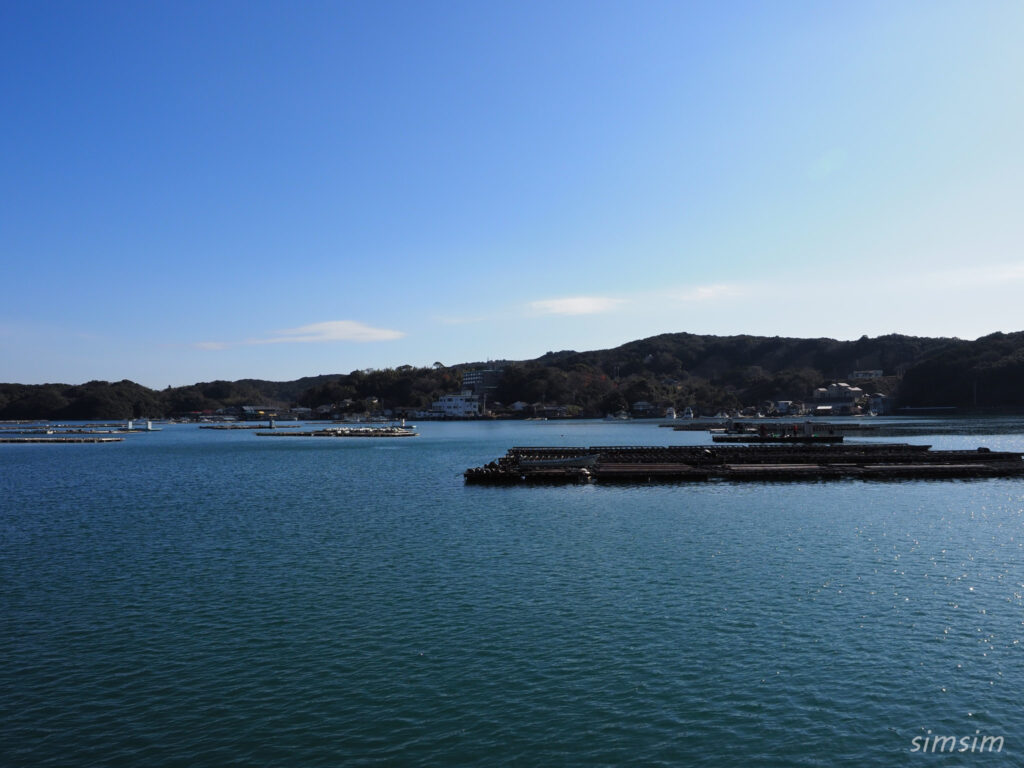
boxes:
[814,383,864,402]
[431,392,480,418]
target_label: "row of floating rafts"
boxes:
[0,419,161,437]
[318,425,418,437]
[465,444,1024,483]
[255,424,418,437]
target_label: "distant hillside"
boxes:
[896,331,1024,407]
[488,332,961,416]
[2,331,1024,419]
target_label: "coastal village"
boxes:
[212,367,896,423]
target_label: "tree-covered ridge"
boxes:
[897,332,1024,407]
[2,331,1022,419]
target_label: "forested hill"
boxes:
[3,331,1024,419]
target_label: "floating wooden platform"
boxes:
[671,420,879,433]
[256,426,418,438]
[711,434,844,443]
[464,444,1024,484]
[0,436,125,443]
[665,421,728,430]
[200,424,302,430]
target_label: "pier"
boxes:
[464,444,1024,484]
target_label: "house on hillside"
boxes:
[240,405,278,420]
[812,383,865,415]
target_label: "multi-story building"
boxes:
[461,368,502,392]
[812,382,865,415]
[456,367,504,414]
[431,393,480,418]
[813,383,865,402]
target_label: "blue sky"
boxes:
[3,1,1023,387]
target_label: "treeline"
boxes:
[3,331,1024,419]
[897,332,1024,407]
[0,367,465,420]
[516,331,954,414]
[0,380,165,420]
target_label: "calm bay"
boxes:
[3,418,1023,765]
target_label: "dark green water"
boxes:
[3,419,1023,765]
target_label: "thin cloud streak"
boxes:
[251,320,405,344]
[528,296,626,316]
[196,320,405,350]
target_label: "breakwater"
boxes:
[465,444,1024,483]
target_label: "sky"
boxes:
[2,1,1023,387]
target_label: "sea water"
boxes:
[3,419,1024,766]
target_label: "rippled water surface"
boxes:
[3,419,1024,765]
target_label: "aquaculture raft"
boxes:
[711,434,843,444]
[0,436,124,443]
[255,426,418,438]
[464,444,1024,484]
[200,424,302,430]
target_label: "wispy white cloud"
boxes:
[251,320,405,344]
[195,320,405,350]
[528,296,626,316]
